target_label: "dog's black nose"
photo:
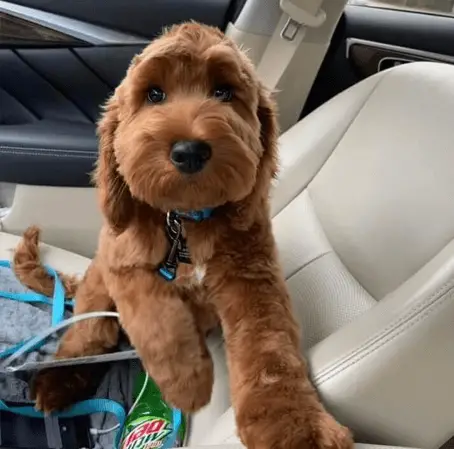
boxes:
[170,140,212,174]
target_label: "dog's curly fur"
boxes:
[14,23,353,449]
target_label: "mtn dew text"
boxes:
[120,372,186,449]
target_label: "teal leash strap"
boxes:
[161,408,182,449]
[44,263,67,326]
[0,290,73,307]
[0,339,41,359]
[0,398,126,449]
[0,260,73,359]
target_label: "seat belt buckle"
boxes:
[279,0,326,41]
[281,17,301,41]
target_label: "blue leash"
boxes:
[0,260,71,327]
[164,408,182,449]
[0,397,181,449]
[0,260,71,360]
[0,259,183,448]
[0,398,126,449]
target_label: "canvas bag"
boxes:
[0,260,183,449]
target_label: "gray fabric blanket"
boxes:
[0,265,137,449]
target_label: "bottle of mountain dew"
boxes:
[120,372,187,449]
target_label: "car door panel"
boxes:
[17,48,111,121]
[345,5,454,56]
[7,0,235,38]
[303,5,454,117]
[74,45,146,88]
[0,9,87,47]
[0,0,240,188]
[0,48,95,124]
[0,44,145,187]
[347,37,454,78]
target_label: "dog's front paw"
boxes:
[238,396,353,449]
[307,410,353,449]
[144,353,214,413]
[32,365,107,413]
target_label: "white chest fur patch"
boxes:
[193,265,206,284]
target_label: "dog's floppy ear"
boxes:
[229,86,279,230]
[94,94,134,233]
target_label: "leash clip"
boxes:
[158,213,182,281]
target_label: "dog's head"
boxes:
[95,22,278,232]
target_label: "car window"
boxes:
[348,0,454,16]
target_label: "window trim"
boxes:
[346,37,454,66]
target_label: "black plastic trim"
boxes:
[8,0,233,38]
[345,5,454,58]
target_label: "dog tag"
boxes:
[177,241,191,265]
[164,214,192,265]
[158,216,182,281]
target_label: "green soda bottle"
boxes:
[120,371,187,449]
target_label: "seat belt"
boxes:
[257,0,326,92]
[256,0,345,132]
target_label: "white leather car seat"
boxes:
[1,61,453,449]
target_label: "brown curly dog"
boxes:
[14,22,353,449]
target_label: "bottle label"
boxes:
[121,417,172,449]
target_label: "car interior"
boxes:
[0,0,453,448]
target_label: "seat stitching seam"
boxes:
[0,146,94,154]
[0,149,95,159]
[315,283,453,385]
[314,277,454,383]
[315,276,454,379]
[221,434,238,444]
[285,250,332,280]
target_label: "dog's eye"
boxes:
[147,86,166,104]
[213,85,233,102]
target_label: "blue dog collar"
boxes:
[172,208,213,222]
